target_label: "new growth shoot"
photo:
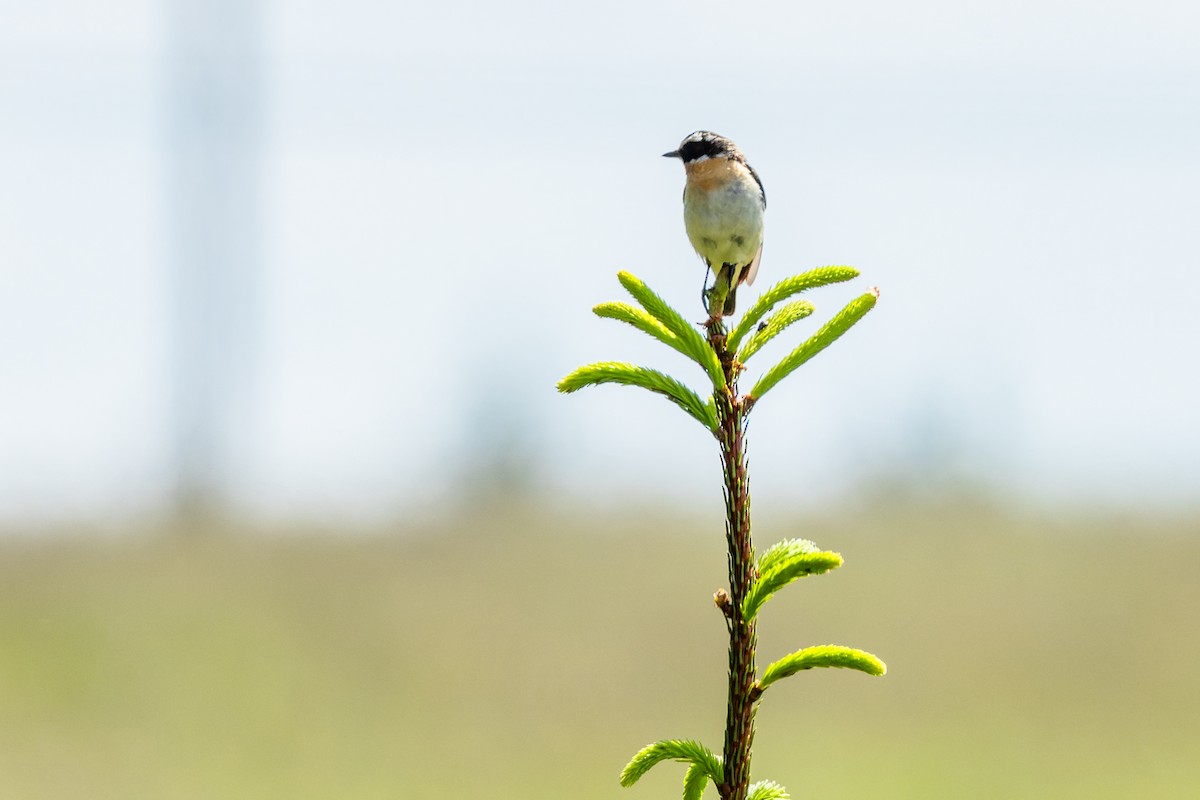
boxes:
[558,267,885,800]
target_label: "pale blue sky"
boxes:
[2,1,1198,521]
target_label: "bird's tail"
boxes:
[715,263,745,316]
[723,284,738,317]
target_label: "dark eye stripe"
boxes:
[678,138,724,163]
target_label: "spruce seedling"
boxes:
[558,267,885,800]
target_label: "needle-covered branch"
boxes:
[742,540,844,621]
[593,300,725,389]
[620,739,724,789]
[727,266,860,352]
[593,302,678,350]
[749,289,879,402]
[684,763,716,800]
[746,780,791,800]
[759,645,887,691]
[736,300,815,363]
[617,271,725,389]
[557,361,717,432]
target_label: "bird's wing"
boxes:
[743,243,763,286]
[747,163,766,209]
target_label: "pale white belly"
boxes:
[683,181,764,267]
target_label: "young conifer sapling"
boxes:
[558,267,886,800]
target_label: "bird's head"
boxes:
[662,131,741,164]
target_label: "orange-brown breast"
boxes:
[683,157,739,192]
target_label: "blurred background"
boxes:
[1,1,1198,797]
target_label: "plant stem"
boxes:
[709,320,757,800]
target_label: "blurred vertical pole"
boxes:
[164,0,262,520]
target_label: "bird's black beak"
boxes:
[662,150,680,159]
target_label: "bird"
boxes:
[663,131,766,318]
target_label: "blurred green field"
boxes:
[1,505,1198,798]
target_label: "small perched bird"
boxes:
[663,131,766,317]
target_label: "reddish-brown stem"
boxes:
[708,320,757,800]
